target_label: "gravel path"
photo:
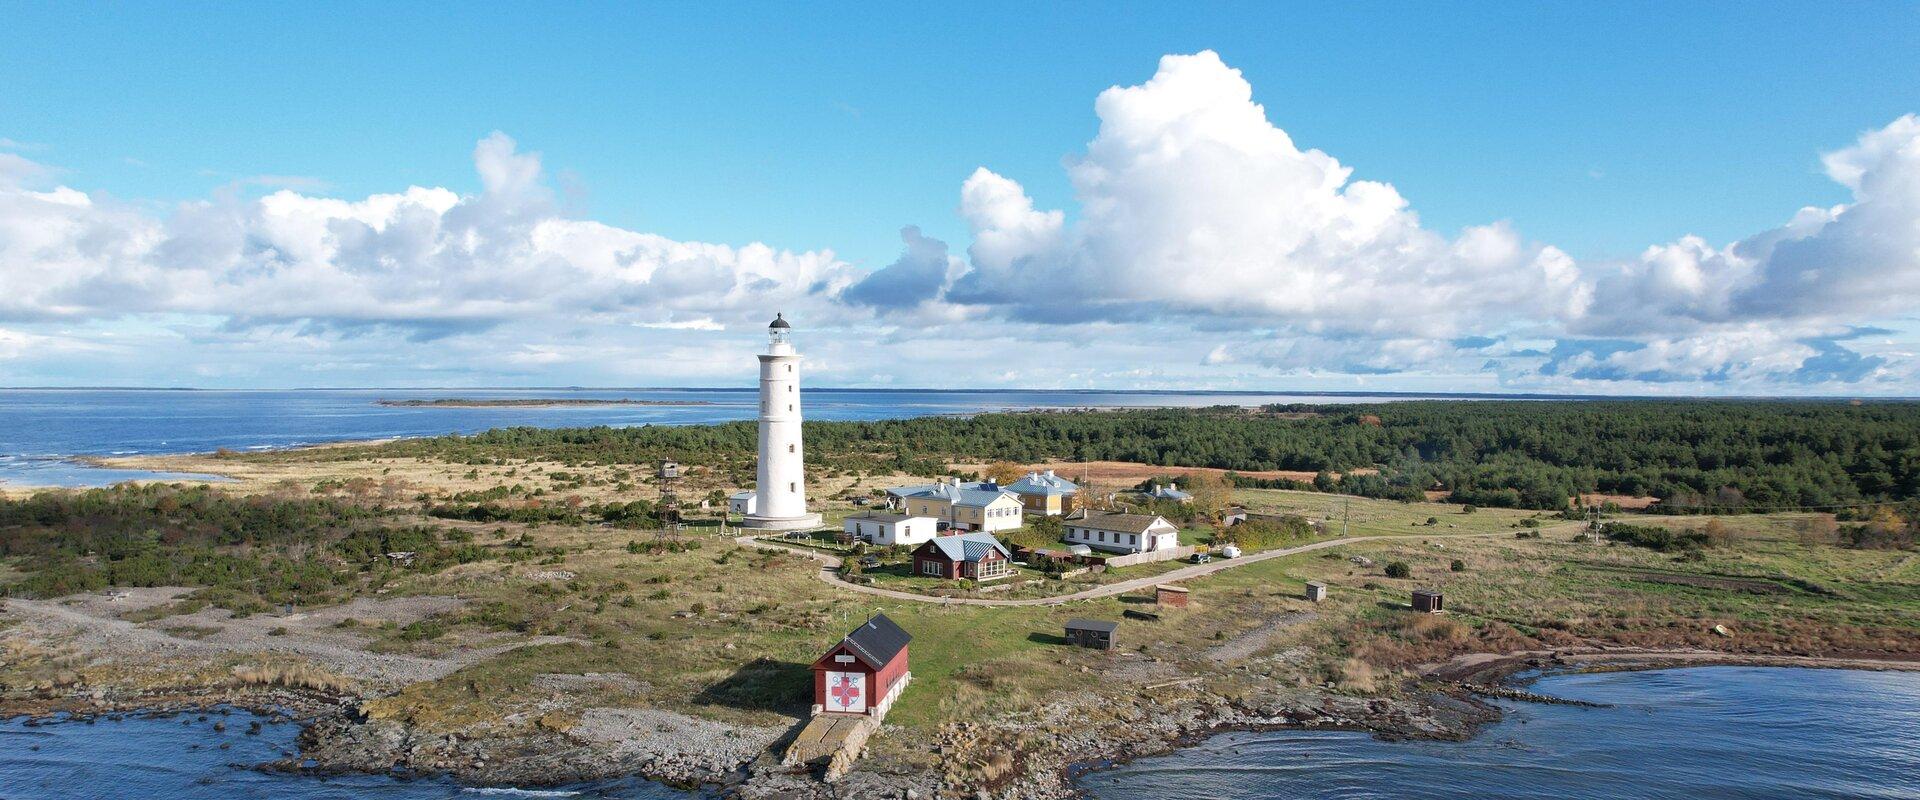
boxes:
[736,525,1580,607]
[5,595,572,688]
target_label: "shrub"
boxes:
[1384,561,1411,579]
[1604,523,1708,552]
[1450,559,1465,572]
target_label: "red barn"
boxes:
[910,532,1013,581]
[811,613,913,719]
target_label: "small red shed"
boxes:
[811,613,913,719]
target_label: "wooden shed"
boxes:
[811,613,912,719]
[1304,581,1328,602]
[1412,588,1445,613]
[1155,584,1190,609]
[1063,618,1118,650]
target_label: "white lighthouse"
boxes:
[740,313,823,531]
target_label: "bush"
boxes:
[1450,559,1465,572]
[1604,523,1708,552]
[1384,561,1412,579]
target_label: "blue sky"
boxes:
[3,3,1919,393]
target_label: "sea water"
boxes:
[0,387,1482,488]
[0,708,712,800]
[1076,666,1920,799]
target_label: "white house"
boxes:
[728,490,758,516]
[1064,510,1180,555]
[885,479,1025,533]
[844,512,938,547]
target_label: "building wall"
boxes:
[976,496,1023,532]
[912,550,959,579]
[755,345,808,520]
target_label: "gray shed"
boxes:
[1412,588,1445,613]
[1304,581,1328,602]
[1063,618,1118,650]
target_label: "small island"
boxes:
[376,398,716,408]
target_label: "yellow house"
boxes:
[1003,470,1080,516]
[886,479,1025,533]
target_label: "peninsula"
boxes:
[5,401,1918,797]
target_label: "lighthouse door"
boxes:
[824,671,867,714]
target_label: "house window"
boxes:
[1129,534,1137,546]
[921,560,941,576]
[978,559,1008,579]
[1097,531,1105,542]
[788,385,793,392]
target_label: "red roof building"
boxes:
[811,613,913,719]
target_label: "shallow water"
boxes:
[0,708,712,800]
[0,387,1477,487]
[1076,666,1920,799]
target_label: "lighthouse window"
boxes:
[786,364,792,373]
[788,444,795,453]
[787,404,794,411]
[788,385,793,392]
[789,482,796,493]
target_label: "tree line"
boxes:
[325,401,1920,512]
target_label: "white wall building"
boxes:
[843,512,938,547]
[728,490,758,516]
[741,313,822,531]
[1064,511,1180,554]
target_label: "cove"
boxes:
[1076,666,1920,799]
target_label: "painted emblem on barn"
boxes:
[825,670,867,713]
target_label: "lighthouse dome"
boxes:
[768,313,791,330]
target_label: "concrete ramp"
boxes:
[781,714,876,781]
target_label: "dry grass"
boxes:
[231,662,357,694]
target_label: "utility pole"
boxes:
[1342,498,1350,538]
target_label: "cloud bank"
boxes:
[2,52,1917,392]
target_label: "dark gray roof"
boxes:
[769,313,791,329]
[1065,618,1118,633]
[843,613,910,666]
[925,532,1010,563]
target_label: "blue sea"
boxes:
[3,667,1915,799]
[1078,666,1920,799]
[0,387,1462,488]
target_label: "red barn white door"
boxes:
[824,670,867,714]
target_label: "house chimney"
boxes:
[1044,469,1055,479]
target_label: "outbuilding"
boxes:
[1412,588,1445,613]
[728,491,758,516]
[811,613,913,719]
[1063,618,1118,650]
[1155,584,1190,608]
[843,512,937,547]
[1304,581,1328,602]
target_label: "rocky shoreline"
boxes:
[10,648,1919,798]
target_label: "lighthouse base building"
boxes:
[741,313,822,531]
